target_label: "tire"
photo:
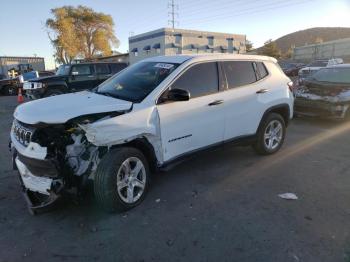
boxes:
[253,113,286,155]
[94,147,150,212]
[44,89,64,97]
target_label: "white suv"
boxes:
[10,54,294,213]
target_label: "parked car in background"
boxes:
[281,62,305,77]
[298,58,343,84]
[0,70,55,95]
[10,54,294,213]
[23,62,128,99]
[295,64,350,119]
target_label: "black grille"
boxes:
[12,120,34,147]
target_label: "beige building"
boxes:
[129,28,246,64]
[0,56,45,76]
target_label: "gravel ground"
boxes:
[0,96,350,262]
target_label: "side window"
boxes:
[96,64,110,75]
[71,65,92,76]
[110,63,127,74]
[222,61,257,88]
[256,62,268,79]
[172,62,219,98]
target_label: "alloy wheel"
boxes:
[116,157,146,204]
[264,120,283,150]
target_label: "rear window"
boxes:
[222,61,257,88]
[96,64,110,74]
[110,63,127,73]
[312,68,350,84]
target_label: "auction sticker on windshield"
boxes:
[154,63,174,69]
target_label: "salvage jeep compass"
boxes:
[10,54,294,213]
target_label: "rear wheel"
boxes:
[253,113,286,155]
[94,147,150,212]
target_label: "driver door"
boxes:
[157,62,226,162]
[69,64,96,91]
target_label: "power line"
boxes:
[180,0,269,16]
[182,0,314,25]
[168,0,179,29]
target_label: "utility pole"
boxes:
[168,0,178,29]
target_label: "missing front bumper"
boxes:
[15,157,63,214]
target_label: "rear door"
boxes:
[95,63,112,86]
[157,62,226,161]
[110,63,127,75]
[221,61,268,140]
[69,64,97,91]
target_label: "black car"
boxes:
[0,71,55,96]
[280,62,305,77]
[24,62,128,99]
[294,64,350,119]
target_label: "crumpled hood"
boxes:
[14,91,132,125]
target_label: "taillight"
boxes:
[287,81,294,92]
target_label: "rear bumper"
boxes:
[294,98,349,119]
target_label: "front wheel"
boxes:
[94,147,150,212]
[253,113,286,155]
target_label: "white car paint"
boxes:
[12,54,293,167]
[14,90,132,125]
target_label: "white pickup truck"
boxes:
[10,54,294,213]
[298,58,343,84]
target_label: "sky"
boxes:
[0,0,349,69]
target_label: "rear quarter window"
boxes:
[256,62,269,79]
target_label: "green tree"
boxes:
[259,39,281,59]
[46,5,119,64]
[283,47,293,59]
[246,39,253,52]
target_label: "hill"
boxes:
[259,27,350,54]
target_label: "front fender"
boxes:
[81,106,163,163]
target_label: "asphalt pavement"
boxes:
[0,96,350,262]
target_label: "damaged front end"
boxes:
[294,82,350,119]
[10,112,120,214]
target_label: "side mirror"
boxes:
[166,88,190,102]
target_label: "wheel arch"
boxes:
[258,104,291,130]
[110,137,158,173]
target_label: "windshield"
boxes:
[96,61,179,102]
[311,67,350,84]
[307,60,328,67]
[56,65,71,76]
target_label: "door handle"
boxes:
[256,89,269,94]
[87,75,94,78]
[208,100,224,106]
